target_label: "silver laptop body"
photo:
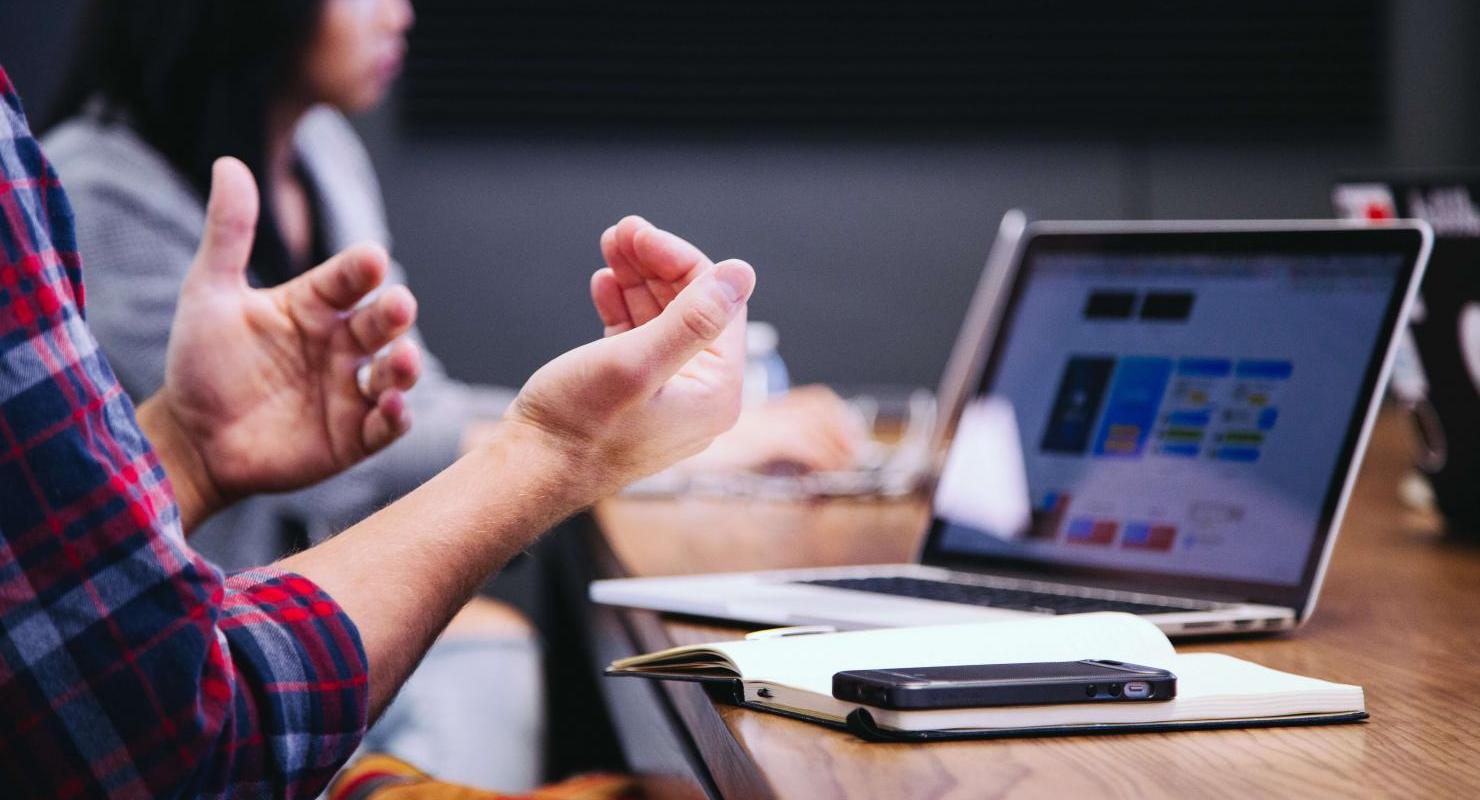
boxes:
[593,218,1432,637]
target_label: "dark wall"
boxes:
[0,0,87,115]
[4,0,1476,390]
[355,116,1384,389]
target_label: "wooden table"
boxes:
[587,412,1480,799]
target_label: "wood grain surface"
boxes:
[592,412,1480,799]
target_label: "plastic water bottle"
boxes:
[744,321,789,407]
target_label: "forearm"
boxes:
[136,393,224,533]
[278,420,591,716]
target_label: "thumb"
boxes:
[189,157,259,285]
[626,259,755,382]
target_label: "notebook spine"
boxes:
[843,708,1370,742]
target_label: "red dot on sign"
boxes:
[1364,203,1393,220]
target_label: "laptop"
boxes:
[592,220,1432,637]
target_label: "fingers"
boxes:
[289,243,392,314]
[774,431,855,472]
[599,218,643,294]
[590,268,633,335]
[782,385,868,461]
[601,215,648,288]
[363,338,422,396]
[733,389,862,472]
[627,259,755,385]
[631,224,711,283]
[188,157,259,286]
[773,419,858,472]
[348,284,417,354]
[601,216,714,328]
[801,421,862,470]
[602,219,662,325]
[361,388,412,454]
[355,316,421,456]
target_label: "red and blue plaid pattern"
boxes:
[0,67,368,797]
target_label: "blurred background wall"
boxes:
[3,0,1477,390]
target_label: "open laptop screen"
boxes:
[927,227,1424,609]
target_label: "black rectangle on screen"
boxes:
[1140,292,1195,321]
[1083,291,1137,320]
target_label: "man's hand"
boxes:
[139,157,422,530]
[589,217,857,475]
[502,216,755,499]
[283,216,754,714]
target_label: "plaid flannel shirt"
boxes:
[0,67,368,797]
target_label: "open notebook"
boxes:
[607,613,1365,741]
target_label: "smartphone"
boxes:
[832,660,1176,710]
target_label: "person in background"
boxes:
[42,0,860,787]
[44,0,861,569]
[4,53,758,794]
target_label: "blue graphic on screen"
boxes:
[1237,360,1295,380]
[1091,357,1173,458]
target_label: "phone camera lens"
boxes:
[1109,683,1123,697]
[1085,684,1097,697]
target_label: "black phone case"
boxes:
[833,661,1177,709]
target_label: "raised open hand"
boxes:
[504,216,755,498]
[593,217,862,475]
[142,158,422,525]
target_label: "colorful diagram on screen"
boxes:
[1153,358,1229,458]
[1206,360,1291,463]
[1034,353,1292,554]
[1040,354,1291,464]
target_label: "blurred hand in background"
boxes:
[683,384,868,474]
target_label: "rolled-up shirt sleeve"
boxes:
[210,570,369,795]
[0,67,367,798]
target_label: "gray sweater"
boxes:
[44,106,515,569]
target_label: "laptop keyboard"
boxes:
[796,576,1207,615]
